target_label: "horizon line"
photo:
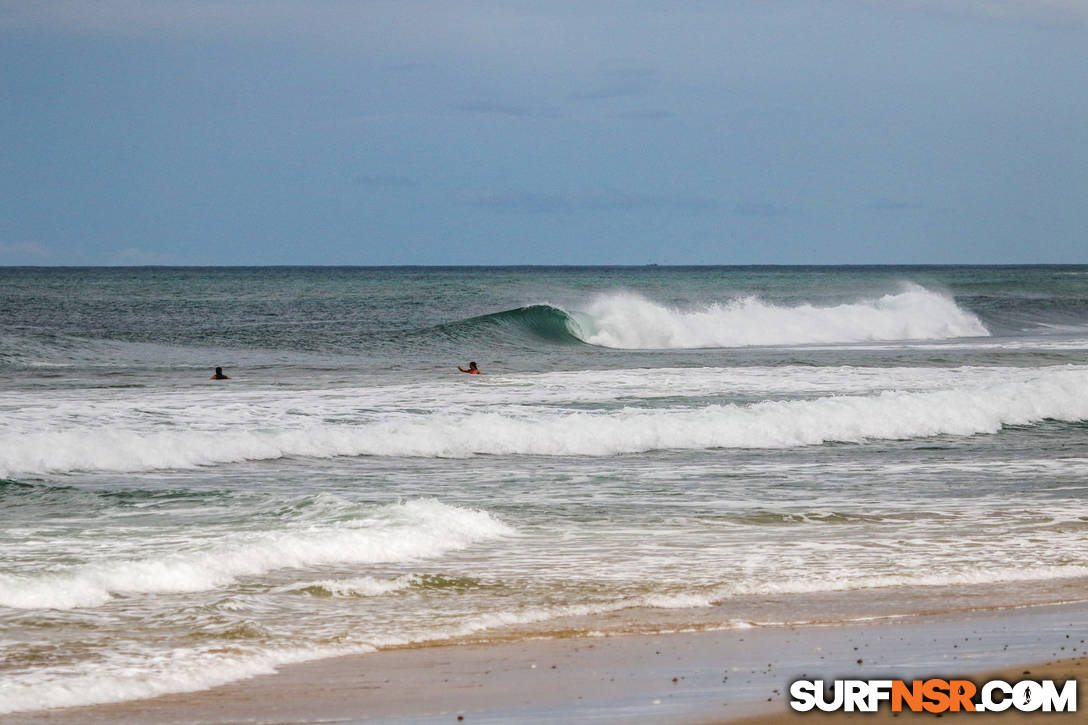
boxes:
[3,262,1087,270]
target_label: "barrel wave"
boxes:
[425,304,588,346]
[432,286,988,351]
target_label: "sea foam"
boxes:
[0,589,721,716]
[1,367,1085,474]
[0,499,512,610]
[0,644,369,716]
[575,286,988,348]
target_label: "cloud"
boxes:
[0,241,53,263]
[457,189,719,214]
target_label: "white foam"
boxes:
[0,643,369,716]
[574,286,989,349]
[0,587,721,716]
[3,557,1085,714]
[277,575,415,598]
[2,367,1086,473]
[716,564,1088,598]
[0,362,1031,422]
[0,499,513,610]
[344,367,1087,457]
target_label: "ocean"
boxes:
[2,265,1087,714]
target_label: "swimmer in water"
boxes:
[458,362,481,375]
[211,367,230,380]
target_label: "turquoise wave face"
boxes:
[421,304,590,346]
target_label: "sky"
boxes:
[1,0,1086,266]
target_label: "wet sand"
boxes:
[5,601,1088,725]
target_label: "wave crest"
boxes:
[0,499,512,610]
[426,304,586,345]
[2,368,1085,474]
[575,286,988,349]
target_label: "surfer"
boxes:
[458,362,481,375]
[210,367,231,380]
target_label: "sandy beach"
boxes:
[5,600,1087,725]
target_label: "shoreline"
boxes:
[5,601,1088,725]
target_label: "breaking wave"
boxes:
[0,499,512,610]
[430,286,988,350]
[2,368,1085,475]
[573,286,988,348]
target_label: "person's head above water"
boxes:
[469,361,478,370]
[211,367,230,380]
[458,361,481,374]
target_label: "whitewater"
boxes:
[569,285,989,348]
[2,265,1088,716]
[3,365,1087,474]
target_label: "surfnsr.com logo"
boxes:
[789,678,1077,713]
